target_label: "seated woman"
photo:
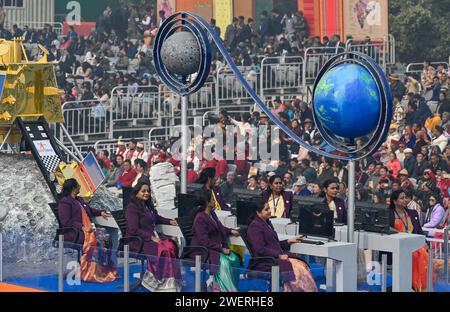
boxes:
[196,167,229,211]
[390,190,434,292]
[262,175,293,218]
[126,181,181,292]
[190,192,241,292]
[423,193,447,237]
[320,178,347,224]
[58,179,119,283]
[247,201,318,292]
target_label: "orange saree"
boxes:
[394,215,434,292]
[80,207,120,283]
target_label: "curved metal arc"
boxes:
[179,12,345,160]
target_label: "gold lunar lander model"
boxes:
[0,38,101,201]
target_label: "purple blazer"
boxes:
[390,208,424,235]
[323,197,347,225]
[247,216,295,282]
[125,202,173,255]
[262,190,294,218]
[58,195,102,244]
[190,210,232,274]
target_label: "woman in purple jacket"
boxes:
[125,181,181,292]
[320,178,347,224]
[262,175,294,218]
[190,191,241,291]
[247,201,318,292]
[197,167,230,211]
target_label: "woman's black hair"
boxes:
[249,199,266,224]
[196,167,216,185]
[193,190,212,217]
[130,181,151,208]
[319,178,340,198]
[389,190,406,210]
[61,178,80,198]
[268,175,282,185]
[134,158,147,171]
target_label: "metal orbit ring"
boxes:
[154,12,393,161]
[153,12,212,96]
[312,52,393,159]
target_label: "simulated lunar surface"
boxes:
[0,153,122,277]
[160,31,201,76]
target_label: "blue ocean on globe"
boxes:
[313,63,381,139]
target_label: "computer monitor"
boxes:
[291,196,324,223]
[297,200,334,239]
[231,188,262,208]
[236,200,260,227]
[177,193,200,218]
[186,183,204,194]
[355,202,390,234]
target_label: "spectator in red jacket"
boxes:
[117,159,137,188]
[216,158,228,179]
[187,162,198,184]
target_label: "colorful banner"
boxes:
[343,0,388,39]
[214,0,233,40]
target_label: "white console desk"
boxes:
[334,226,425,292]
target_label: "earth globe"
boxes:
[313,63,381,140]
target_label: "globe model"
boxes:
[160,31,201,76]
[313,63,381,139]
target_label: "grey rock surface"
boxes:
[150,162,178,210]
[160,31,201,76]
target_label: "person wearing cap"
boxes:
[395,143,407,166]
[126,139,138,161]
[116,140,128,158]
[403,148,416,178]
[389,73,406,101]
[292,176,311,196]
[187,146,200,173]
[387,124,400,148]
[146,145,161,169]
[399,169,414,191]
[130,142,148,165]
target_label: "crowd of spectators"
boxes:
[4,4,449,232]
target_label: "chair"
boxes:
[175,216,209,262]
[239,226,277,287]
[111,209,147,291]
[176,216,210,291]
[49,203,82,262]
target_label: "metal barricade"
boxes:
[60,99,112,142]
[216,66,258,111]
[406,62,449,75]
[6,21,64,35]
[345,38,387,71]
[148,126,176,146]
[387,34,396,65]
[303,47,343,86]
[111,86,160,127]
[423,226,449,284]
[260,56,304,97]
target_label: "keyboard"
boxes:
[301,239,325,245]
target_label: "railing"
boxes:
[110,85,160,128]
[345,38,387,72]
[148,126,177,146]
[387,34,396,65]
[303,46,344,86]
[406,62,450,75]
[60,100,113,142]
[216,66,258,111]
[260,56,304,98]
[423,226,449,284]
[5,21,64,36]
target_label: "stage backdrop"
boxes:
[343,0,389,39]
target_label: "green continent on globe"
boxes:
[313,63,381,139]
